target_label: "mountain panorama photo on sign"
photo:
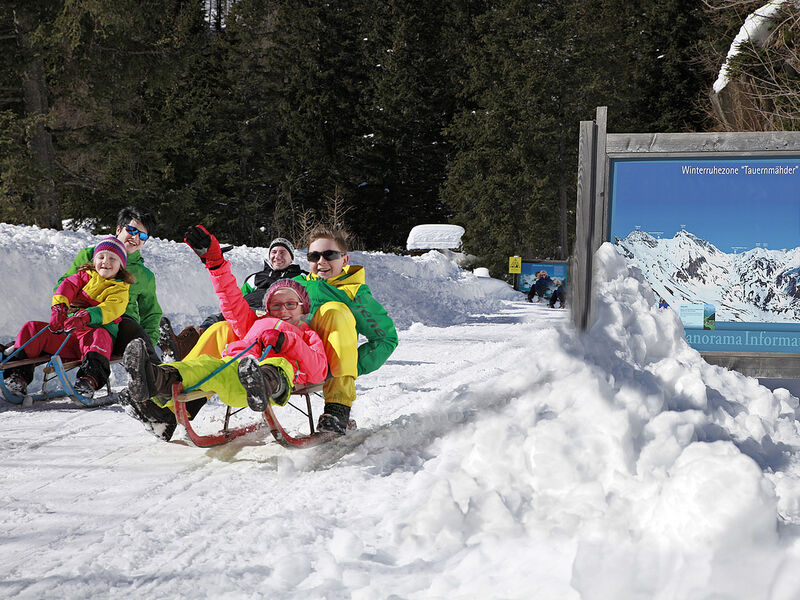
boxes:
[608,155,800,354]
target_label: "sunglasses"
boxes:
[124,225,150,242]
[307,250,343,263]
[268,301,299,312]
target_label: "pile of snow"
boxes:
[0,223,518,341]
[406,223,465,250]
[4,224,800,598]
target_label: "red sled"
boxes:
[171,382,355,449]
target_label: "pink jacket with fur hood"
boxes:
[208,260,328,385]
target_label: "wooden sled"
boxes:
[171,381,352,449]
[0,354,121,408]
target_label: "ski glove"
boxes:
[64,310,91,331]
[259,330,285,355]
[49,303,69,332]
[184,225,224,270]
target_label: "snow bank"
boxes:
[362,242,800,597]
[0,224,521,341]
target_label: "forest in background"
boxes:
[0,0,795,277]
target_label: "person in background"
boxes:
[58,206,162,364]
[527,270,554,303]
[4,237,133,399]
[294,225,398,435]
[548,279,566,308]
[159,237,306,361]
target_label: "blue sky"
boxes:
[609,157,800,252]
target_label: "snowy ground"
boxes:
[2,224,800,599]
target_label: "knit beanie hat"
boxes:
[269,237,295,261]
[264,279,311,314]
[94,236,128,268]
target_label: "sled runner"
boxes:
[171,381,355,448]
[0,353,121,408]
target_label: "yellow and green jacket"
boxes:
[295,265,398,376]
[52,270,130,338]
[58,247,162,345]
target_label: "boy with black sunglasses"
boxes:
[57,206,163,363]
[294,225,398,434]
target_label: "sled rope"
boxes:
[1,325,51,365]
[182,341,274,393]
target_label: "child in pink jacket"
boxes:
[120,225,328,441]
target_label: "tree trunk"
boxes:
[558,133,568,260]
[14,5,61,229]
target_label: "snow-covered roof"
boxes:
[713,0,787,93]
[406,224,465,250]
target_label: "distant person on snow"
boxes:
[293,225,398,435]
[4,237,134,399]
[120,226,327,442]
[158,237,306,361]
[58,206,162,364]
[548,279,565,308]
[527,270,554,303]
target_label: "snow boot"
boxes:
[73,351,110,400]
[237,356,289,412]
[121,339,182,441]
[175,326,202,361]
[159,316,202,362]
[3,363,34,397]
[4,372,28,397]
[123,339,181,402]
[72,375,99,400]
[157,316,185,360]
[119,389,178,442]
[316,402,351,435]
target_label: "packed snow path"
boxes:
[1,302,567,599]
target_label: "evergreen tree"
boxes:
[0,1,62,228]
[614,0,711,132]
[346,0,479,251]
[41,0,209,235]
[442,0,585,275]
[442,0,714,277]
[260,0,367,243]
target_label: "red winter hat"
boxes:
[94,236,128,268]
[264,279,311,314]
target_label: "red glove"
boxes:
[259,330,285,354]
[49,304,69,332]
[64,310,91,331]
[184,225,224,270]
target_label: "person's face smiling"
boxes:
[267,288,304,325]
[269,245,293,270]
[116,218,149,254]
[308,238,348,279]
[93,250,123,279]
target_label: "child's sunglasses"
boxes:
[307,250,343,263]
[124,225,150,241]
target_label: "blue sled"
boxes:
[0,355,119,408]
